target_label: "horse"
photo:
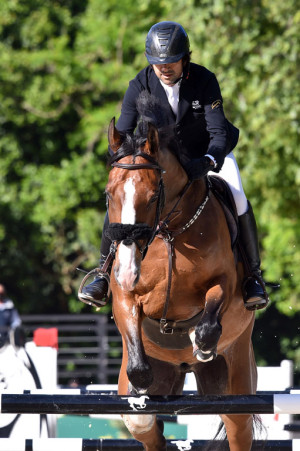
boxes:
[0,341,51,438]
[104,95,257,451]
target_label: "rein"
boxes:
[156,191,210,334]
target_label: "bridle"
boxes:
[105,147,210,334]
[106,149,165,259]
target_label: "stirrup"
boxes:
[242,274,270,311]
[78,268,111,308]
[244,297,269,311]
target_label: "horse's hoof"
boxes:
[193,348,216,362]
[128,382,148,396]
[136,388,148,395]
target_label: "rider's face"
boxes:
[152,59,184,86]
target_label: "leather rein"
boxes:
[155,191,209,334]
[106,149,210,334]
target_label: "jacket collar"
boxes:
[151,74,176,121]
[148,67,196,123]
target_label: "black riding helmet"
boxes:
[145,21,190,65]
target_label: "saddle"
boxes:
[207,175,239,249]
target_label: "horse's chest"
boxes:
[141,250,199,288]
[137,249,205,318]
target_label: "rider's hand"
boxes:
[183,157,213,181]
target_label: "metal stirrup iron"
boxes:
[77,246,116,307]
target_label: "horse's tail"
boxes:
[203,414,267,451]
[252,414,268,449]
[203,419,227,451]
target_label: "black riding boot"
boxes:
[78,212,112,308]
[238,202,269,311]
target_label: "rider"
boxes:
[0,284,22,347]
[78,21,269,311]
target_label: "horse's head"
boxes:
[106,118,164,291]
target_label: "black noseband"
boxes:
[106,223,154,254]
[106,223,153,242]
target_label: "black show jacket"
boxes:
[116,63,239,171]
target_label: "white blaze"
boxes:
[121,178,136,224]
[117,177,138,290]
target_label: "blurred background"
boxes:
[0,0,299,384]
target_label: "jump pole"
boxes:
[0,393,299,415]
[0,439,299,451]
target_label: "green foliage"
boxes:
[177,0,300,318]
[0,0,299,373]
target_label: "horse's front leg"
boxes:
[190,283,224,362]
[113,292,153,392]
[115,295,166,451]
[123,410,166,451]
[119,359,166,451]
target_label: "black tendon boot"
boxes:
[238,202,269,311]
[78,213,112,308]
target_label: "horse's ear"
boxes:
[144,122,159,156]
[108,117,122,153]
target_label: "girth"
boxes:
[142,309,204,350]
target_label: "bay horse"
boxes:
[104,97,257,450]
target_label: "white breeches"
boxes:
[209,152,248,216]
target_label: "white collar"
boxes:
[160,76,182,115]
[159,76,182,93]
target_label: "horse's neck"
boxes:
[159,148,187,204]
[159,148,206,216]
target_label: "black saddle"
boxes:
[207,175,239,249]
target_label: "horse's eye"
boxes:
[105,190,112,200]
[149,194,159,204]
[147,193,159,210]
[105,191,112,208]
